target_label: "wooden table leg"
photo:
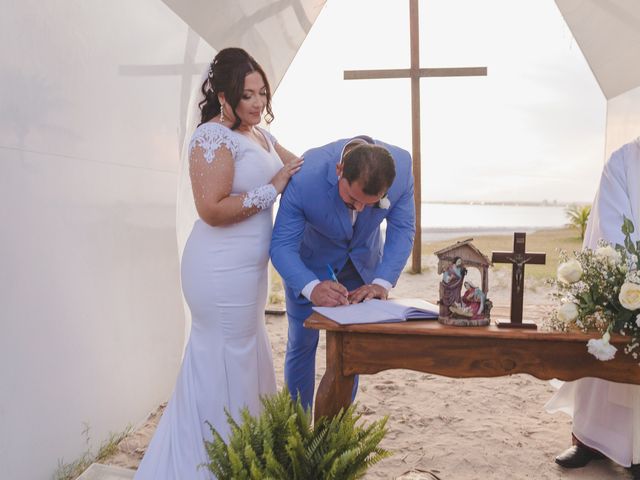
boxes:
[314,330,355,423]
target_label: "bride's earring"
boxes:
[220,104,225,123]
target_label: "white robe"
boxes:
[545,137,640,467]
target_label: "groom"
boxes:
[270,135,416,410]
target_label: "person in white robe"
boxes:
[546,137,640,477]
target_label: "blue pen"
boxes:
[326,264,339,283]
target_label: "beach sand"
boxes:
[106,253,632,479]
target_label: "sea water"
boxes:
[416,203,569,241]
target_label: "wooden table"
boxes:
[304,312,640,421]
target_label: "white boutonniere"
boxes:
[376,194,390,210]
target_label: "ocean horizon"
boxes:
[409,202,570,241]
[273,200,573,241]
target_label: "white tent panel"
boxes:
[605,85,640,159]
[555,0,640,100]
[0,0,322,477]
[160,0,326,89]
[1,1,197,479]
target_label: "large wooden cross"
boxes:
[344,0,487,273]
[491,233,546,329]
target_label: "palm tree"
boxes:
[565,204,591,240]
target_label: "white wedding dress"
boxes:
[135,123,280,480]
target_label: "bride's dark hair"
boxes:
[198,48,274,129]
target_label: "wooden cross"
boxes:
[344,0,487,273]
[491,232,546,329]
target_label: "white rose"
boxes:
[595,245,622,264]
[636,313,640,328]
[557,303,579,323]
[557,259,583,284]
[619,282,640,310]
[587,333,617,361]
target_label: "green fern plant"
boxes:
[203,387,390,479]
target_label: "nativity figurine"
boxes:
[435,239,492,326]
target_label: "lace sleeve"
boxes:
[189,123,239,163]
[242,184,277,211]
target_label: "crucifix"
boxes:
[491,232,546,329]
[344,0,487,273]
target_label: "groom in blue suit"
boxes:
[270,135,416,410]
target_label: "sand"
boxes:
[105,254,632,479]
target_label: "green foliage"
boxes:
[550,217,640,359]
[204,387,391,480]
[54,423,132,480]
[565,204,591,240]
[622,215,640,259]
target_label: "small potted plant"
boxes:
[203,387,390,479]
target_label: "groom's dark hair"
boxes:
[342,144,396,196]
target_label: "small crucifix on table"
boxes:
[491,232,546,329]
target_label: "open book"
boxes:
[312,298,439,325]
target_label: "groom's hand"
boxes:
[348,284,388,304]
[311,281,349,307]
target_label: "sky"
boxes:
[269,0,607,204]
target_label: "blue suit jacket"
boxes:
[270,137,416,313]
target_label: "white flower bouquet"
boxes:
[549,217,640,362]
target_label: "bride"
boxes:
[135,47,303,479]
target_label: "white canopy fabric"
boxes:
[160,0,326,90]
[0,1,325,478]
[555,0,640,100]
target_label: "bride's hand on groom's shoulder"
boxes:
[311,280,349,307]
[270,157,304,193]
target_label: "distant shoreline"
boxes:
[381,225,568,241]
[420,225,566,242]
[421,200,587,207]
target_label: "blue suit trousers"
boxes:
[284,259,362,411]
